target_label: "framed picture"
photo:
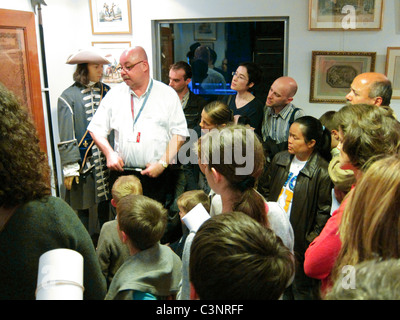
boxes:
[89,0,132,34]
[309,0,384,30]
[92,41,131,86]
[385,47,400,99]
[194,23,217,40]
[310,51,376,103]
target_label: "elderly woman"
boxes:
[0,83,106,299]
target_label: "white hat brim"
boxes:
[66,49,112,65]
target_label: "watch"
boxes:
[158,159,168,168]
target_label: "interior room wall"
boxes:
[2,0,400,195]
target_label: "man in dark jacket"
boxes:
[165,62,208,245]
[168,61,207,190]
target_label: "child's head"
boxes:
[319,111,339,149]
[111,175,143,207]
[189,211,295,300]
[177,190,210,220]
[117,195,167,251]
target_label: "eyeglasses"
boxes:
[232,71,248,81]
[117,60,144,72]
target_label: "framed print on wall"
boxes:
[89,0,132,34]
[194,23,217,40]
[385,47,400,99]
[310,51,376,103]
[309,0,384,30]
[92,41,131,86]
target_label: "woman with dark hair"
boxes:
[226,62,264,135]
[264,115,333,300]
[57,48,112,230]
[0,83,106,299]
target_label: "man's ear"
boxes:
[190,282,200,300]
[374,96,383,106]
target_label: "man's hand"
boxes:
[107,152,125,171]
[64,176,79,190]
[141,161,166,178]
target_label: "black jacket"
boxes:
[184,90,207,131]
[265,150,332,258]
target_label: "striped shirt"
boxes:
[261,103,305,143]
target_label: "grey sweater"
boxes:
[105,243,182,300]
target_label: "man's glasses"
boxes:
[117,60,144,72]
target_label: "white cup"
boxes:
[36,248,84,300]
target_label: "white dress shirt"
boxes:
[88,79,189,168]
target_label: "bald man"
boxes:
[346,72,392,106]
[88,46,189,209]
[261,76,305,162]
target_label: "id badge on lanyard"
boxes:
[130,79,153,143]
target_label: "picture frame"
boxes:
[309,0,384,30]
[92,41,131,86]
[89,0,132,34]
[310,51,376,103]
[385,47,400,99]
[194,23,217,41]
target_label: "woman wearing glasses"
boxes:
[225,62,264,135]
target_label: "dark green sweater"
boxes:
[0,196,106,300]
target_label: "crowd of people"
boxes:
[1,43,400,301]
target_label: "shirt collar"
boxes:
[130,78,153,98]
[268,102,293,119]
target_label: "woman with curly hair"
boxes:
[0,83,106,300]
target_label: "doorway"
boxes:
[153,18,288,103]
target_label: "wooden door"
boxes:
[160,26,174,85]
[0,9,47,152]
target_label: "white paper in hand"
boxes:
[181,203,210,232]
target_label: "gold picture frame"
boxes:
[309,0,384,31]
[310,51,376,103]
[90,0,132,34]
[385,47,400,99]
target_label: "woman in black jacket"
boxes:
[263,116,333,300]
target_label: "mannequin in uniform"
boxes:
[57,48,112,231]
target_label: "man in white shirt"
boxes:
[88,46,189,206]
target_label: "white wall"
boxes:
[2,0,400,194]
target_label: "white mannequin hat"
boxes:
[66,48,112,65]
